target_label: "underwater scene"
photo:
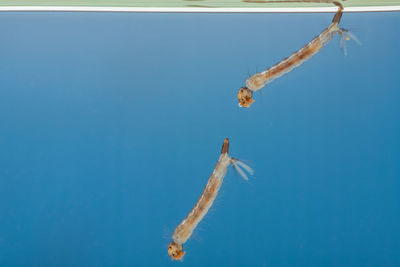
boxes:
[0,9,399,266]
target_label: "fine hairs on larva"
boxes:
[168,0,360,261]
[168,138,253,260]
[237,0,360,108]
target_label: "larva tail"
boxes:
[332,1,344,24]
[230,158,254,181]
[338,28,361,56]
[221,138,229,154]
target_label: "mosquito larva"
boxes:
[237,1,360,108]
[168,138,253,260]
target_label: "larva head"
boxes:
[168,241,185,261]
[237,87,254,108]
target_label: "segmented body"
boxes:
[237,1,347,108]
[246,19,341,91]
[168,138,252,260]
[172,149,230,245]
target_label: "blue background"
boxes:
[0,11,399,266]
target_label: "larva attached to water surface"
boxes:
[168,138,253,260]
[237,1,360,108]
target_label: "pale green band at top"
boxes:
[0,0,399,8]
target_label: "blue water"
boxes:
[0,11,399,266]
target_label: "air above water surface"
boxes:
[0,10,399,266]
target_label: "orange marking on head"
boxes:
[237,87,254,108]
[168,242,186,260]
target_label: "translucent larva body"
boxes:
[237,1,359,108]
[168,138,253,260]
